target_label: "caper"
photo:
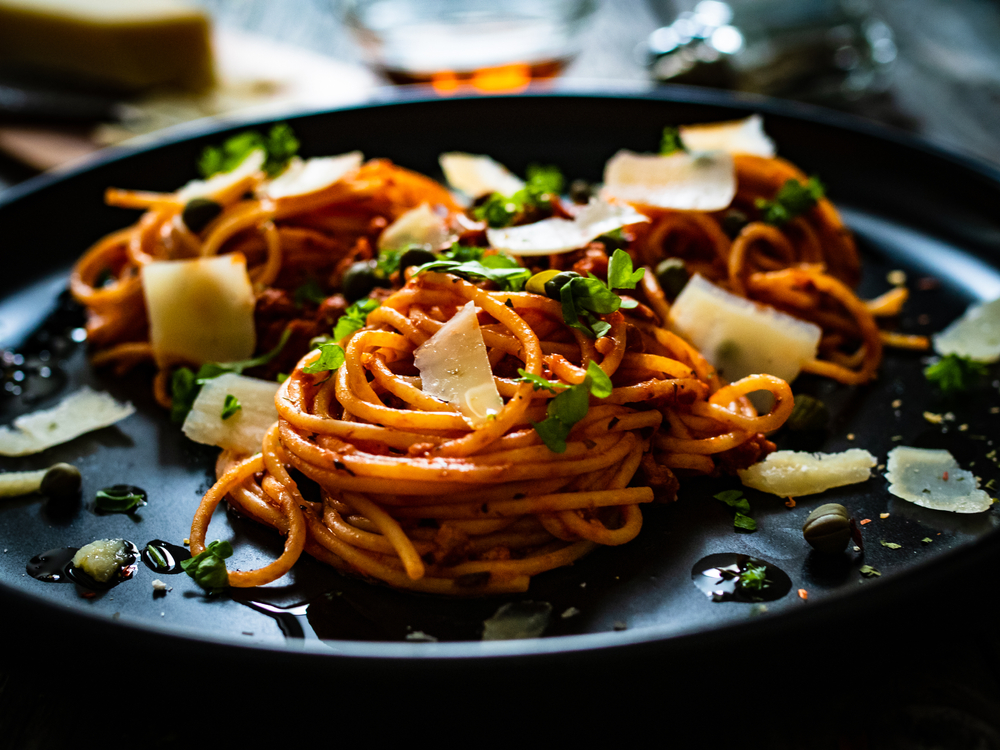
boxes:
[786,394,830,431]
[802,503,852,554]
[181,198,223,234]
[721,208,749,239]
[398,247,438,280]
[342,260,390,302]
[543,271,580,300]
[526,269,562,296]
[40,463,82,501]
[654,258,689,300]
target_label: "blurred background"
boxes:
[1,0,1000,195]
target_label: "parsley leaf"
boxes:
[375,248,404,277]
[198,123,299,179]
[738,561,770,591]
[515,369,561,394]
[714,490,757,532]
[221,394,241,420]
[558,274,626,339]
[414,257,531,292]
[94,486,146,513]
[531,361,612,453]
[303,342,346,375]
[924,353,988,394]
[472,164,565,228]
[333,298,380,342]
[170,367,199,424]
[660,126,687,155]
[180,540,233,591]
[606,248,645,291]
[442,244,488,263]
[755,177,825,226]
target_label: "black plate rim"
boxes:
[2,83,998,668]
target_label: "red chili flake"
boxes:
[785,497,796,508]
[860,518,872,525]
[943,471,949,481]
[797,588,809,600]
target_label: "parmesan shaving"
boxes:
[738,449,876,497]
[182,373,279,455]
[668,274,821,384]
[678,115,776,157]
[932,297,1000,363]
[413,302,503,427]
[0,387,134,457]
[378,203,455,252]
[486,199,649,256]
[259,152,363,200]
[73,538,128,583]
[439,152,524,198]
[885,446,992,513]
[601,149,736,211]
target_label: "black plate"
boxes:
[2,87,1000,677]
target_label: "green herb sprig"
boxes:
[302,342,346,375]
[221,394,241,420]
[180,540,233,592]
[714,489,757,532]
[473,164,565,228]
[924,353,989,394]
[293,278,327,307]
[95,486,146,513]
[414,255,531,292]
[738,561,770,591]
[660,126,687,155]
[755,177,825,226]
[333,298,381,342]
[198,123,299,179]
[522,361,613,453]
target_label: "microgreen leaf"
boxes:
[198,123,299,179]
[660,126,687,155]
[302,342,346,375]
[333,297,380,342]
[94,486,145,513]
[530,361,613,453]
[195,327,294,383]
[293,278,327,307]
[413,258,531,292]
[714,490,756,531]
[221,394,241,420]
[472,164,565,227]
[180,540,233,591]
[170,367,198,424]
[606,248,645,291]
[738,561,769,591]
[515,369,561,394]
[859,565,881,578]
[924,353,988,394]
[755,177,825,225]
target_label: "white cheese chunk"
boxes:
[439,152,524,198]
[413,302,503,427]
[885,446,992,513]
[0,387,134,457]
[678,115,776,157]
[259,152,363,200]
[738,448,876,497]
[668,274,821,384]
[378,203,455,252]
[142,253,256,367]
[932,297,1000,363]
[176,149,264,203]
[73,538,128,583]
[486,199,649,256]
[601,149,736,211]
[182,373,279,455]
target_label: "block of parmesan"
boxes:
[0,0,215,93]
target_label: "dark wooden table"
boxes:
[2,1,1000,747]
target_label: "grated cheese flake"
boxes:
[601,149,736,211]
[378,203,455,253]
[439,152,524,198]
[738,448,876,497]
[885,446,992,513]
[259,152,363,200]
[932,297,1000,363]
[0,387,134,457]
[678,115,776,157]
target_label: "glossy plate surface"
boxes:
[1,88,999,668]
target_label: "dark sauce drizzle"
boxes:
[141,540,191,574]
[27,541,140,590]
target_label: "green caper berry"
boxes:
[397,247,438,279]
[721,208,749,239]
[342,260,389,302]
[655,258,689,300]
[543,271,580,301]
[181,198,223,234]
[40,463,82,501]
[786,394,830,431]
[802,503,852,554]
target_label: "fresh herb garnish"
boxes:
[169,328,293,423]
[473,164,565,228]
[859,564,881,578]
[293,277,327,307]
[180,540,233,592]
[333,297,380,342]
[375,247,404,277]
[442,244,487,263]
[414,255,531,292]
[755,177,825,226]
[714,489,757,532]
[302,342,346,375]
[515,369,561,394]
[198,123,299,179]
[880,540,902,549]
[606,247,645,291]
[221,394,241,420]
[530,361,612,453]
[95,486,145,513]
[924,353,988,394]
[660,126,687,155]
[738,561,770,591]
